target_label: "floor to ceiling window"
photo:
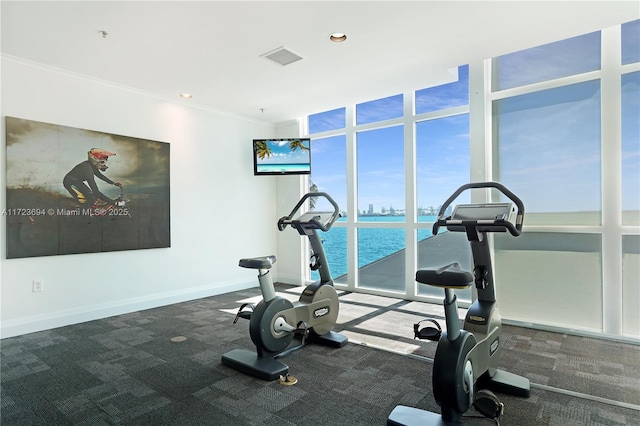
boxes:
[305,20,639,339]
[356,122,405,293]
[307,131,348,285]
[414,66,472,299]
[490,21,639,337]
[308,66,472,303]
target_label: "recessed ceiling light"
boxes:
[180,93,193,99]
[329,32,347,42]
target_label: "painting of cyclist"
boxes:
[63,148,122,208]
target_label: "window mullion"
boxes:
[345,104,357,291]
[404,92,417,297]
[470,59,491,191]
[601,25,623,335]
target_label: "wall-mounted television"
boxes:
[253,138,311,175]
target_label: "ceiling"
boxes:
[2,1,638,124]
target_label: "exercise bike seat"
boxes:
[239,255,276,270]
[416,262,473,289]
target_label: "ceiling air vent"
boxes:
[260,46,303,66]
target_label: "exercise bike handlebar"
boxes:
[277,192,341,232]
[433,181,525,236]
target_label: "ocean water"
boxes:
[312,215,437,279]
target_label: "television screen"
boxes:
[253,138,311,175]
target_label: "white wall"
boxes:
[0,57,281,338]
[273,120,307,285]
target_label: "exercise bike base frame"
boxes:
[477,369,530,398]
[221,349,289,381]
[305,330,348,348]
[388,406,458,426]
[221,330,348,381]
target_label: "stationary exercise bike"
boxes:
[221,192,348,381]
[388,182,530,425]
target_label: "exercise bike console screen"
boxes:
[451,203,515,222]
[447,203,515,233]
[295,211,336,225]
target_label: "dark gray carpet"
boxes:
[2,285,639,425]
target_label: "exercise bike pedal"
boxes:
[275,322,311,359]
[293,321,310,342]
[473,389,504,420]
[413,318,442,341]
[238,311,252,320]
[233,303,255,323]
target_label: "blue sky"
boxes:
[496,80,602,212]
[494,31,600,90]
[622,71,640,211]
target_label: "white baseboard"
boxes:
[0,280,256,339]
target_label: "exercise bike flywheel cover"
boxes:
[298,284,340,336]
[432,331,477,414]
[249,297,295,354]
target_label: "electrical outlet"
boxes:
[32,280,43,293]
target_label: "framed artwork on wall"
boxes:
[4,116,171,259]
